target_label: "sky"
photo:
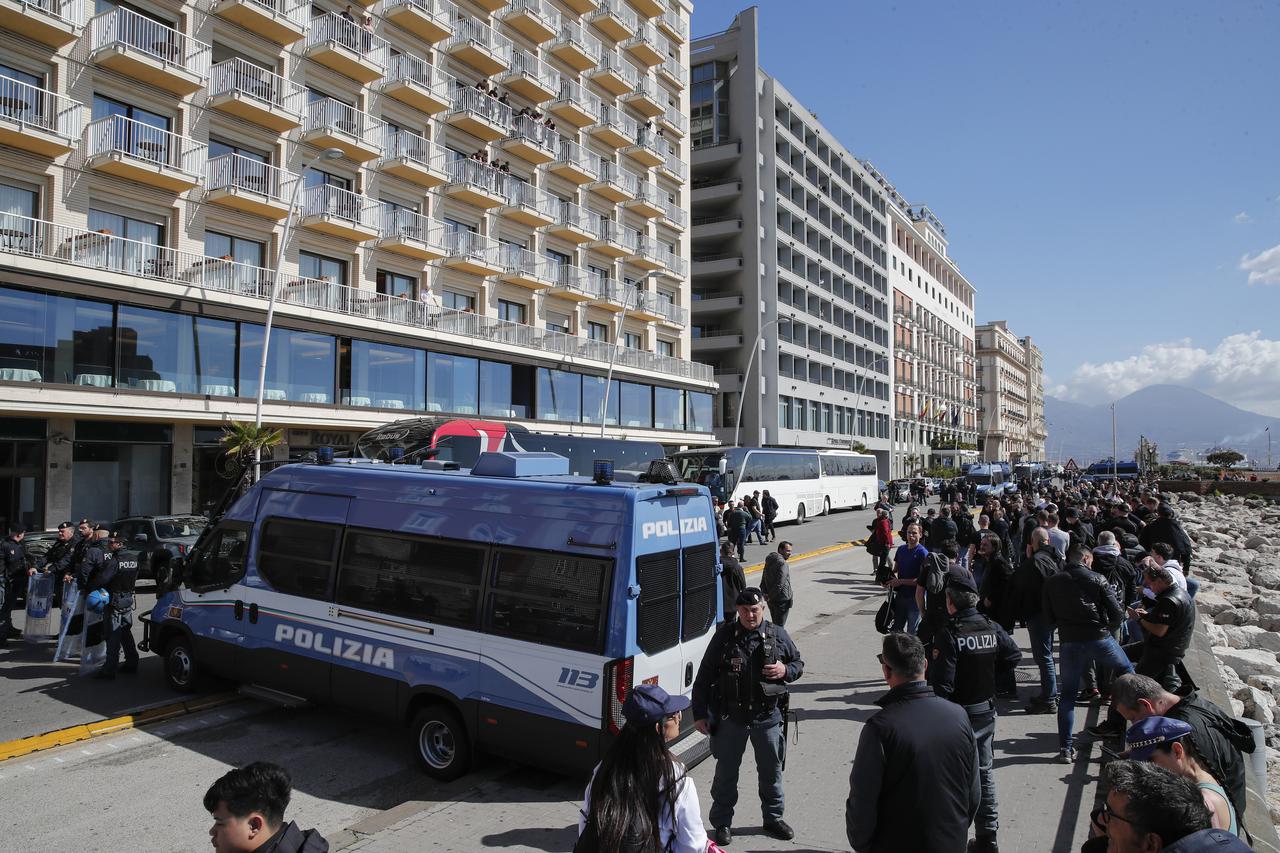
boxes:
[689,0,1280,414]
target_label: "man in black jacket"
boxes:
[719,543,746,620]
[1014,528,1062,713]
[1041,542,1133,762]
[1079,531,1138,700]
[846,632,978,853]
[205,762,329,852]
[1109,673,1254,822]
[1140,503,1195,572]
[1125,562,1196,691]
[1060,507,1095,553]
[930,506,959,553]
[84,531,140,679]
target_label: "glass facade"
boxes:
[620,381,651,428]
[537,369,581,423]
[428,352,479,414]
[344,340,425,410]
[239,324,337,404]
[581,376,620,426]
[654,386,684,431]
[117,306,238,395]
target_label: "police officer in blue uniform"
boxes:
[928,575,1021,853]
[83,531,140,679]
[1,524,29,642]
[692,587,804,847]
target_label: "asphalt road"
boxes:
[0,493,1098,853]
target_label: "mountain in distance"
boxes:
[1044,385,1280,465]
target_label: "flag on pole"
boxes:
[951,405,960,427]
[919,400,930,419]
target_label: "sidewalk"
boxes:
[334,550,1097,852]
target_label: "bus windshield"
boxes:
[676,451,730,499]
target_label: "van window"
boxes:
[258,519,339,600]
[187,523,249,590]
[486,549,610,653]
[336,530,483,628]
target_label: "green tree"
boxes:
[849,441,867,454]
[220,421,283,481]
[1206,450,1245,469]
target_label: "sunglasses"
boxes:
[877,653,886,666]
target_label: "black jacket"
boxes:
[845,680,979,853]
[260,822,329,853]
[1012,545,1060,620]
[953,512,977,547]
[930,516,958,546]
[1090,550,1138,609]
[1041,562,1124,642]
[1,536,26,580]
[691,618,803,724]
[976,553,1016,628]
[719,554,746,617]
[1140,517,1194,560]
[1166,692,1256,819]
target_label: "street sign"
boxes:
[1064,458,1079,472]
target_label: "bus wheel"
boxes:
[860,493,868,511]
[413,704,472,781]
[796,504,806,525]
[821,497,831,516]
[164,635,202,693]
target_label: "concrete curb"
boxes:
[0,692,239,762]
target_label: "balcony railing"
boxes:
[444,227,502,264]
[659,104,687,134]
[501,46,560,95]
[90,6,211,78]
[499,179,559,219]
[640,292,687,325]
[378,206,447,246]
[301,184,379,228]
[639,236,686,275]
[383,52,454,102]
[304,97,384,150]
[209,57,304,116]
[553,200,602,238]
[0,75,83,139]
[306,12,390,74]
[594,103,638,138]
[596,160,639,194]
[85,114,206,175]
[206,152,295,200]
[499,243,558,280]
[446,156,507,193]
[658,7,686,39]
[449,85,514,128]
[505,113,558,151]
[445,15,513,67]
[552,77,603,120]
[552,138,601,178]
[596,218,640,251]
[547,263,601,299]
[660,150,687,179]
[15,0,85,27]
[0,211,713,383]
[659,199,687,228]
[210,0,308,40]
[595,49,638,87]
[381,127,448,170]
[587,0,636,33]
[500,0,560,38]
[551,19,601,65]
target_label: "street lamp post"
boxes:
[733,316,781,449]
[598,270,663,437]
[852,353,889,467]
[253,147,344,479]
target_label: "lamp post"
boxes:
[733,316,782,448]
[1111,401,1118,492]
[598,270,663,437]
[253,147,344,479]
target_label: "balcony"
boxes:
[299,184,380,242]
[656,7,686,40]
[0,0,83,47]
[382,53,454,115]
[587,104,638,148]
[587,49,638,97]
[378,129,449,187]
[691,329,743,353]
[498,48,559,104]
[303,13,389,84]
[585,218,638,258]
[657,149,686,182]
[690,290,741,314]
[637,293,685,326]
[375,207,449,261]
[589,277,630,311]
[549,20,602,73]
[444,16,512,77]
[85,115,205,192]
[0,77,83,158]
[380,0,454,43]
[623,180,664,218]
[588,160,638,202]
[445,85,513,141]
[692,254,743,277]
[691,178,741,204]
[89,7,210,95]
[586,0,636,42]
[547,138,600,183]
[622,23,663,66]
[205,154,296,219]
[622,124,664,166]
[658,199,686,230]
[541,200,601,243]
[691,215,740,240]
[498,180,559,227]
[302,98,383,161]
[547,264,603,302]
[656,104,686,137]
[208,59,304,131]
[498,115,559,164]
[440,229,503,276]
[443,157,509,208]
[622,73,664,117]
[472,0,506,11]
[548,78,601,127]
[499,0,559,44]
[209,0,307,45]
[634,236,685,275]
[497,244,557,290]
[559,0,597,12]
[657,55,685,89]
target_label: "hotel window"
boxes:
[497,299,526,324]
[587,321,608,342]
[443,290,475,312]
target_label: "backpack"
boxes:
[874,588,894,634]
[922,553,950,595]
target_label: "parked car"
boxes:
[111,515,208,580]
[887,479,912,504]
[21,530,63,568]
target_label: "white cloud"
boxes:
[1234,211,1253,224]
[1052,332,1280,416]
[1240,243,1280,285]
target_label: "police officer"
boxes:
[40,521,77,606]
[2,523,30,641]
[692,587,803,847]
[929,575,1021,853]
[83,531,139,679]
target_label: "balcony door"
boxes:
[93,94,170,164]
[88,206,165,276]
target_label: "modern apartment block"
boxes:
[862,164,978,478]
[0,0,707,529]
[687,8,892,471]
[975,320,1046,463]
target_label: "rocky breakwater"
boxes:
[1168,492,1280,823]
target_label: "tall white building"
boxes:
[0,0,706,529]
[689,8,893,471]
[862,164,978,478]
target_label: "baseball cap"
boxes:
[1123,716,1193,760]
[735,587,765,606]
[622,683,691,726]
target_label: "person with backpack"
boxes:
[914,539,970,648]
[866,507,893,583]
[576,684,709,853]
[760,490,779,543]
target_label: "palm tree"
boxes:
[220,421,283,481]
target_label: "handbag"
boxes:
[874,588,894,634]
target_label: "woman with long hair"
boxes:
[1125,716,1241,837]
[576,684,709,853]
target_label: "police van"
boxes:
[141,451,719,780]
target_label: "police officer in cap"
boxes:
[83,531,140,679]
[928,574,1021,853]
[692,586,804,847]
[40,522,77,606]
[1,523,29,641]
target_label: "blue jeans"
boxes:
[750,518,766,544]
[1025,615,1058,702]
[1186,577,1200,599]
[708,713,785,827]
[890,594,920,635]
[972,711,998,838]
[1057,637,1133,750]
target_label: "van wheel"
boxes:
[164,635,203,693]
[796,504,806,525]
[821,497,831,516]
[412,704,472,781]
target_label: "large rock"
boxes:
[1215,646,1280,681]
[1255,596,1280,617]
[1239,685,1277,724]
[1194,588,1236,616]
[1215,607,1260,626]
[1252,565,1280,590]
[1246,535,1272,550]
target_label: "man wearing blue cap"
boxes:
[692,586,804,846]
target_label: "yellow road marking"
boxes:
[744,540,861,575]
